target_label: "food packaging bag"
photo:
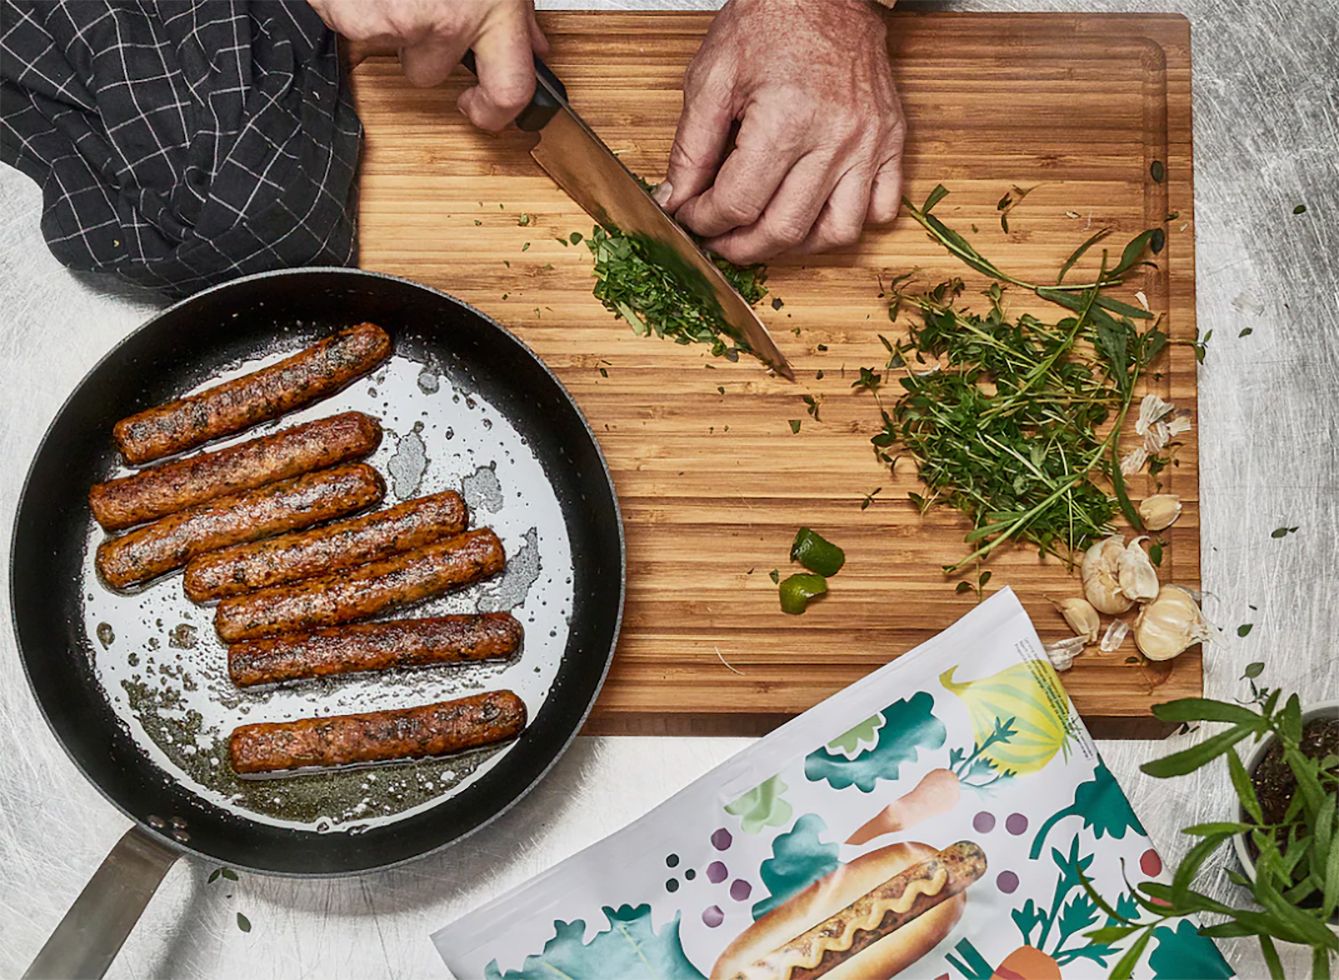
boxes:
[434,589,1232,979]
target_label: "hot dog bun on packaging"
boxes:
[712,840,986,980]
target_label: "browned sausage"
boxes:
[229,690,526,774]
[213,528,505,642]
[183,490,467,602]
[95,463,385,590]
[89,412,381,531]
[228,613,522,686]
[113,323,391,465]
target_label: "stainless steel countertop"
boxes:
[2,2,1335,977]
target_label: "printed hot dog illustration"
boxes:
[184,489,468,601]
[89,411,381,531]
[113,322,391,464]
[713,841,986,980]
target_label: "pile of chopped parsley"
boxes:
[584,223,767,361]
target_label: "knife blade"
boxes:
[461,53,794,381]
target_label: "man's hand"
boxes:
[308,0,547,130]
[660,0,904,264]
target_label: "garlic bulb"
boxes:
[1139,494,1183,531]
[1118,537,1160,602]
[1051,596,1100,644]
[1134,585,1209,661]
[1081,535,1135,614]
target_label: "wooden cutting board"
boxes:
[352,11,1199,738]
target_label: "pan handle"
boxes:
[24,825,180,980]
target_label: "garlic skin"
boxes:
[1134,585,1209,661]
[1082,535,1135,614]
[1139,494,1183,531]
[1100,618,1130,653]
[1118,537,1160,602]
[1044,635,1088,672]
[1051,596,1100,644]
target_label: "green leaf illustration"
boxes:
[751,814,841,921]
[1147,920,1233,979]
[724,776,794,834]
[804,692,946,791]
[826,713,885,758]
[1029,761,1146,859]
[485,905,704,980]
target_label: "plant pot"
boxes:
[1231,699,1339,939]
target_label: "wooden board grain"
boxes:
[352,11,1200,738]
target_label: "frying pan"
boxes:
[10,269,624,977]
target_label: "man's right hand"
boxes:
[308,0,547,131]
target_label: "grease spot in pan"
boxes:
[386,422,429,499]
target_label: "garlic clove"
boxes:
[1139,493,1183,532]
[1118,537,1160,602]
[1051,596,1100,644]
[1134,585,1209,661]
[1081,535,1135,614]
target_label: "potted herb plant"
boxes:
[1082,673,1339,979]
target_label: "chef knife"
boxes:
[461,53,794,381]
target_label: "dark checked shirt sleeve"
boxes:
[0,1,361,298]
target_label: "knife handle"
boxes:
[459,51,569,132]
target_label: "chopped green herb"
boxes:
[815,370,824,380]
[236,912,251,933]
[771,297,784,310]
[503,260,510,268]
[473,219,482,226]
[1150,160,1165,183]
[850,367,881,393]
[860,487,882,510]
[521,242,530,251]
[517,213,533,226]
[1237,624,1254,637]
[778,572,827,615]
[585,223,766,361]
[555,237,569,246]
[790,528,845,577]
[1293,204,1307,215]
[1149,540,1163,566]
[788,419,801,434]
[569,231,584,245]
[768,568,780,584]
[716,385,725,395]
[1243,661,1265,678]
[598,367,608,378]
[802,394,821,420]
[1238,326,1252,337]
[996,183,1039,233]
[816,343,829,352]
[1270,526,1299,538]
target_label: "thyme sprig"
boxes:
[872,186,1168,574]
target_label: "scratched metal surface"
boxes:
[1,1,1335,977]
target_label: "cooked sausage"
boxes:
[229,690,526,775]
[213,528,506,642]
[113,323,391,465]
[184,490,467,601]
[89,412,381,531]
[228,613,522,687]
[95,463,385,589]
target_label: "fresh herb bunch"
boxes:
[870,186,1168,573]
[585,224,767,360]
[1081,685,1339,980]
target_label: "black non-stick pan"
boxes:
[11,269,624,977]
